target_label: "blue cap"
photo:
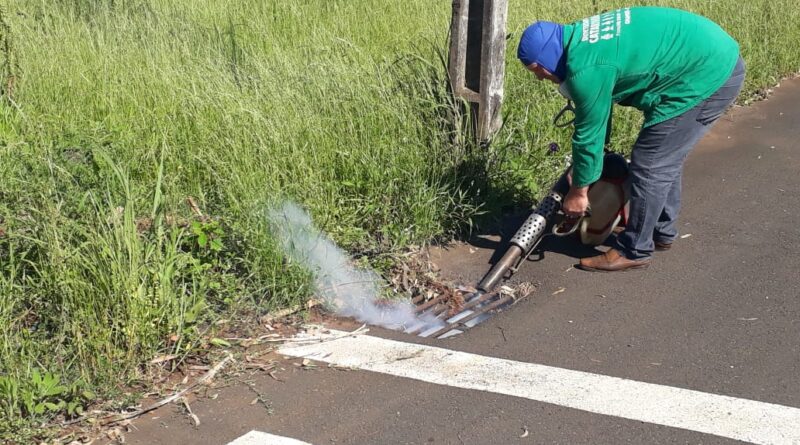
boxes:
[517,21,567,81]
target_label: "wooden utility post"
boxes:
[448,0,509,142]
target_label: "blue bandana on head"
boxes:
[517,21,567,81]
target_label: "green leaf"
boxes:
[31,370,41,385]
[209,338,231,347]
[197,232,208,247]
[42,372,57,385]
[44,402,60,412]
[44,385,67,397]
[191,221,203,235]
[22,393,33,415]
[184,300,206,324]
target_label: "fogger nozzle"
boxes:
[477,245,523,292]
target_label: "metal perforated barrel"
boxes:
[509,192,562,252]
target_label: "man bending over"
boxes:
[517,6,745,271]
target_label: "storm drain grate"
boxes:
[402,289,518,339]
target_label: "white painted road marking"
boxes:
[280,329,800,445]
[228,430,312,445]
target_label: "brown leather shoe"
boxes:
[655,241,672,251]
[578,249,650,272]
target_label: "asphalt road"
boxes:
[120,79,800,445]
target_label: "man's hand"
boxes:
[562,186,590,218]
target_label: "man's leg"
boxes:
[615,110,710,260]
[653,57,746,248]
[581,57,746,270]
[653,172,682,245]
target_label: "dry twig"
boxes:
[98,353,233,426]
[260,299,322,324]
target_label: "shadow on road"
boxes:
[463,210,605,270]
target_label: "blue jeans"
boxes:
[615,57,746,260]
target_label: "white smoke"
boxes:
[268,201,443,331]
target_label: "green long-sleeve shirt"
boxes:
[560,7,740,187]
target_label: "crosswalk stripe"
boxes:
[227,430,313,445]
[279,329,800,445]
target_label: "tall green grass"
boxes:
[1,0,798,439]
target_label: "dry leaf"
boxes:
[107,427,124,442]
[149,355,177,365]
[181,398,200,427]
[244,362,275,371]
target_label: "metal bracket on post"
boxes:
[448,0,509,142]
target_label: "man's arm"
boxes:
[566,65,618,187]
[560,65,617,217]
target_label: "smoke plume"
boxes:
[268,201,443,331]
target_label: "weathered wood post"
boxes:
[448,0,509,142]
